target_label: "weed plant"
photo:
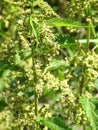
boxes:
[0,0,98,130]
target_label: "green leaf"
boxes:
[80,96,98,130]
[10,79,17,89]
[26,87,34,97]
[94,78,98,90]
[90,97,98,105]
[23,52,32,61]
[41,87,56,99]
[90,97,98,115]
[0,79,5,92]
[44,59,69,74]
[15,53,21,64]
[47,18,86,27]
[0,100,8,112]
[0,60,25,74]
[55,34,76,48]
[0,29,6,36]
[36,117,71,130]
[4,0,22,5]
[57,70,65,81]
[0,70,10,93]
[48,115,72,130]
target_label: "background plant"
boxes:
[0,0,98,130]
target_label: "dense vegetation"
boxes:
[0,0,98,130]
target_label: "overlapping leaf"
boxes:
[80,96,98,130]
[36,117,72,130]
[44,59,69,74]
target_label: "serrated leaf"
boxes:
[55,34,76,48]
[90,97,98,105]
[36,117,70,130]
[48,115,72,130]
[0,60,25,74]
[44,59,69,74]
[47,18,86,27]
[80,96,98,130]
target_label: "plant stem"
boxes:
[83,125,86,130]
[30,1,38,116]
[86,3,91,52]
[32,46,38,116]
[86,21,91,51]
[34,88,38,116]
[79,74,84,96]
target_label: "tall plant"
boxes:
[0,0,98,130]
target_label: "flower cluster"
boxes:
[43,72,60,91]
[66,0,97,18]
[0,0,60,129]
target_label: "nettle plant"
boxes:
[0,0,98,130]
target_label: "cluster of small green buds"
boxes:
[43,72,60,91]
[74,107,88,125]
[66,0,93,18]
[33,0,59,19]
[39,104,52,118]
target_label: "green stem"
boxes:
[86,21,91,51]
[30,1,39,116]
[79,74,84,96]
[34,87,38,116]
[86,3,91,52]
[32,45,38,116]
[83,125,86,130]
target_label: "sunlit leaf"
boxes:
[0,79,5,92]
[47,18,86,27]
[36,117,71,130]
[15,53,21,64]
[80,96,98,130]
[44,59,69,74]
[57,70,65,81]
[48,115,72,130]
